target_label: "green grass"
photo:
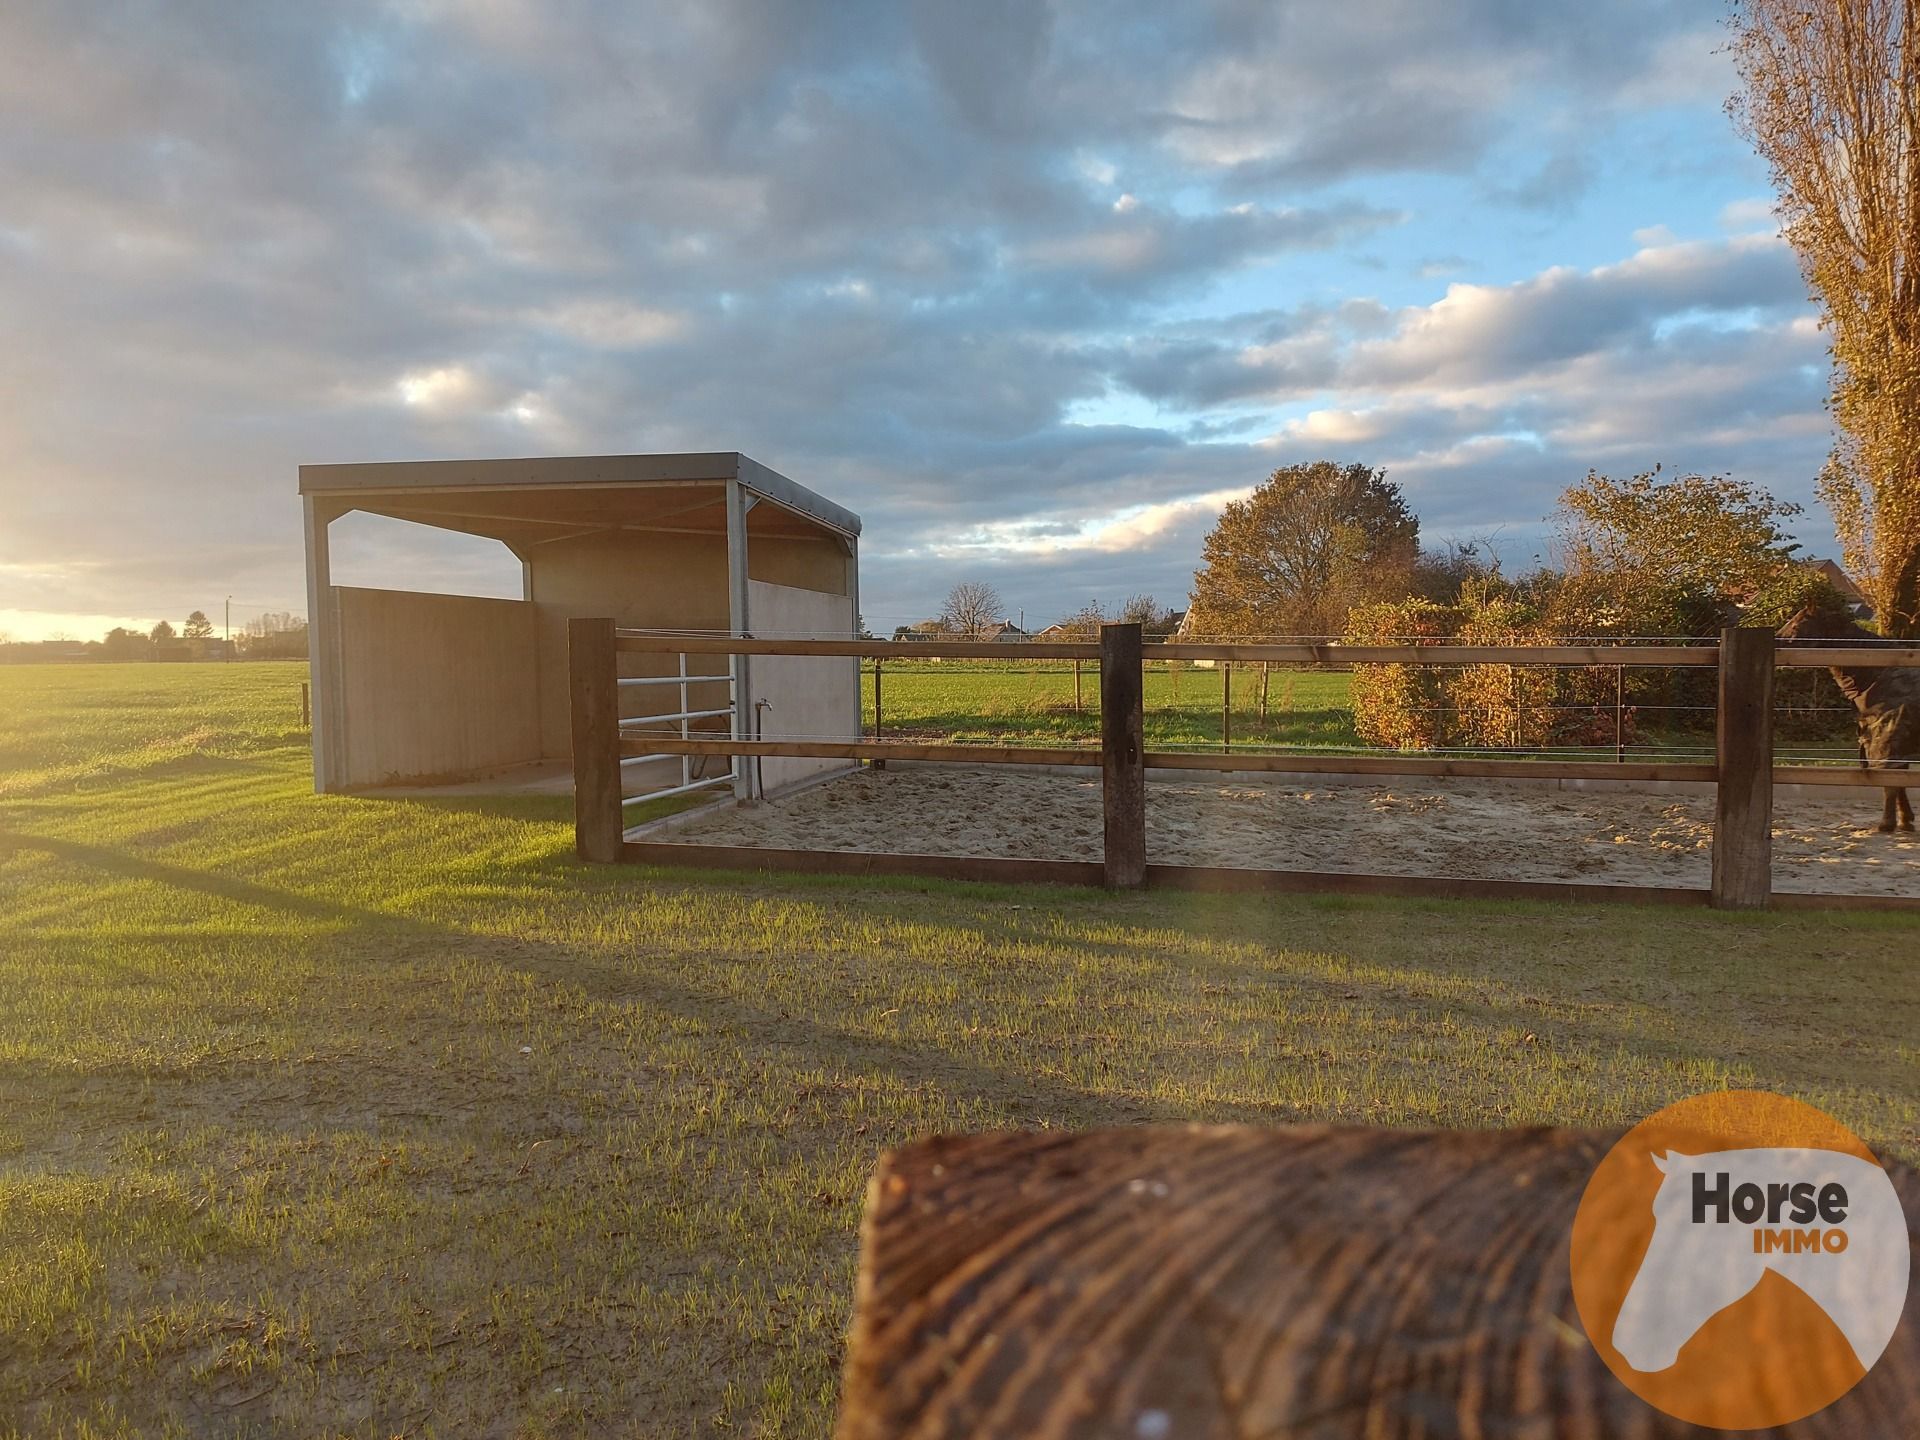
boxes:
[1,663,1916,1438]
[854,660,1851,763]
[862,660,1359,750]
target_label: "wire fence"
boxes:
[853,655,1913,769]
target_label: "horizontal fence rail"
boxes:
[616,735,1912,788]
[615,629,1920,669]
[572,621,1920,911]
[622,736,1100,767]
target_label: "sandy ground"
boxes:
[653,765,1920,897]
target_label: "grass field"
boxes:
[1,662,1916,1438]
[860,661,1359,751]
[855,660,1853,763]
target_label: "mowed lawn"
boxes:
[1,664,1916,1439]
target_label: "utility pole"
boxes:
[225,595,232,660]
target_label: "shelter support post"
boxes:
[301,495,341,793]
[570,617,623,863]
[725,478,754,802]
[1100,623,1146,889]
[1711,625,1775,910]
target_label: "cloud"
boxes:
[1719,196,1779,233]
[0,0,1828,635]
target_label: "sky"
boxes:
[0,0,1836,641]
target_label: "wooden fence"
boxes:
[569,619,1920,911]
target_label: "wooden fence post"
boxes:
[1711,626,1775,910]
[570,616,623,863]
[1100,623,1146,889]
[871,658,886,770]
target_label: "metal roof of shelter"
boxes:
[297,452,860,553]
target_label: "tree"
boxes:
[1409,539,1493,602]
[1187,461,1418,637]
[1551,468,1802,630]
[149,620,176,643]
[1054,601,1107,639]
[940,581,1003,638]
[182,610,214,640]
[102,626,152,661]
[1115,594,1180,635]
[1730,0,1920,634]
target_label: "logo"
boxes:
[1570,1090,1909,1429]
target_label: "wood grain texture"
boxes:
[1712,627,1775,910]
[617,634,1103,659]
[614,736,1912,788]
[620,841,1104,887]
[613,634,1919,668]
[620,737,1099,767]
[1158,643,1722,667]
[568,617,622,863]
[836,1126,1920,1439]
[606,846,1920,911]
[1142,752,1719,783]
[1100,623,1146,889]
[1140,864,1714,907]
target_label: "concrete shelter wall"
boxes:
[746,578,859,794]
[745,529,850,596]
[526,528,733,759]
[334,587,540,787]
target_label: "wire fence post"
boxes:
[1614,665,1624,764]
[569,617,623,863]
[1100,623,1146,889]
[1222,660,1232,754]
[1711,626,1775,910]
[871,657,886,770]
[300,681,310,730]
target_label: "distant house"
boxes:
[1808,558,1872,619]
[978,620,1029,642]
[1033,622,1075,642]
[1172,607,1218,666]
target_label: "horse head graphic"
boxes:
[1610,1148,1908,1375]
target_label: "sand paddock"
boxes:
[652,765,1920,898]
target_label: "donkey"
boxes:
[1778,595,1920,831]
[1612,1148,1907,1375]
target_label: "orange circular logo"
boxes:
[1570,1090,1909,1429]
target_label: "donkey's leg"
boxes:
[1881,787,1901,832]
[1898,787,1914,832]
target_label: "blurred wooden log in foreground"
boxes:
[836,1126,1919,1439]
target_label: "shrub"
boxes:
[1345,599,1455,749]
[1347,591,1632,751]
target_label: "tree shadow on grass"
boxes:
[9,824,1911,1145]
[0,828,1175,1131]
